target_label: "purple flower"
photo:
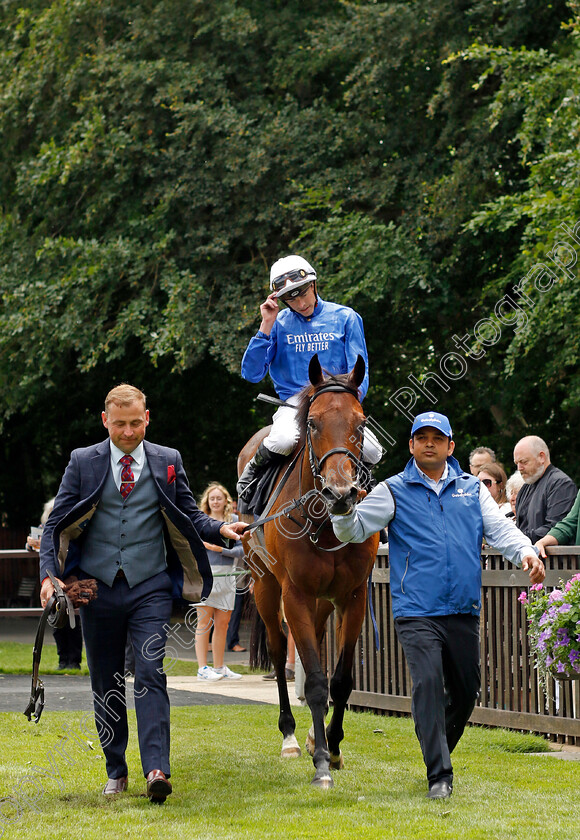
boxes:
[546,655,554,666]
[557,629,571,646]
[569,650,580,663]
[549,589,564,602]
[558,603,572,614]
[557,662,566,673]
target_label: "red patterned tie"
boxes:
[119,455,135,499]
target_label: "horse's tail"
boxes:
[248,599,271,671]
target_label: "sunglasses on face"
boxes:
[481,478,498,488]
[278,282,313,303]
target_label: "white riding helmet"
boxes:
[269,255,317,299]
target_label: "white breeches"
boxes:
[263,395,383,464]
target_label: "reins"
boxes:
[23,571,76,723]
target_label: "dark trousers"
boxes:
[226,591,244,649]
[53,622,83,668]
[395,614,480,785]
[80,570,173,780]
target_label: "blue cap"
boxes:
[411,411,453,439]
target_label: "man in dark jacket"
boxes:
[513,435,577,542]
[39,384,245,802]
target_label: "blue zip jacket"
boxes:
[241,297,369,401]
[387,457,483,618]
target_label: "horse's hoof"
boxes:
[329,751,344,770]
[311,772,333,789]
[281,734,301,759]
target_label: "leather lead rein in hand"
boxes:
[23,573,98,723]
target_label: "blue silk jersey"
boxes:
[241,297,369,401]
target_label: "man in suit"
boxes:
[39,384,246,803]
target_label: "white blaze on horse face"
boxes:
[308,400,365,516]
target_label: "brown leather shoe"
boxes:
[103,776,128,795]
[146,769,172,803]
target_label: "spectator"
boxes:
[513,435,577,542]
[331,411,544,800]
[535,489,580,559]
[38,384,245,802]
[477,462,511,516]
[468,446,496,476]
[505,471,524,519]
[195,482,244,681]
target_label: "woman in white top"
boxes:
[195,483,244,681]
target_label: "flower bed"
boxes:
[520,573,580,690]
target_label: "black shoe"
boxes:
[427,780,452,800]
[262,668,295,681]
[237,442,276,502]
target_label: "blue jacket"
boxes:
[386,457,483,618]
[241,297,369,401]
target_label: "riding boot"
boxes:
[237,442,281,503]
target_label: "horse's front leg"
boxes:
[284,591,332,788]
[325,584,367,770]
[253,572,300,759]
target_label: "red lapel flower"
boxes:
[167,464,176,484]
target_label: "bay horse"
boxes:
[238,354,379,788]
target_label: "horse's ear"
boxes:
[309,354,324,386]
[350,354,366,389]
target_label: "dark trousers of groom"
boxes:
[394,614,481,786]
[80,569,173,780]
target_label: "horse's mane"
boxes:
[294,371,359,437]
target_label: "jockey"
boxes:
[237,254,382,505]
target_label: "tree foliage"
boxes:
[0,0,578,527]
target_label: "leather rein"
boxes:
[23,571,76,723]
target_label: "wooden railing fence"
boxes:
[326,546,580,745]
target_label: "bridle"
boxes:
[24,571,76,723]
[306,383,366,485]
[245,382,366,551]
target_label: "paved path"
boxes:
[1,615,303,712]
[0,673,301,713]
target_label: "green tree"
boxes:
[1,0,578,529]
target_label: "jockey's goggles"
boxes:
[271,267,315,296]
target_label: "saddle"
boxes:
[237,461,282,516]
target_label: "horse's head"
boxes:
[297,354,367,516]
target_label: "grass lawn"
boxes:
[1,645,577,839]
[0,641,253,676]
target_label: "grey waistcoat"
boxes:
[80,457,167,587]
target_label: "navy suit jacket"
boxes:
[39,439,222,602]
